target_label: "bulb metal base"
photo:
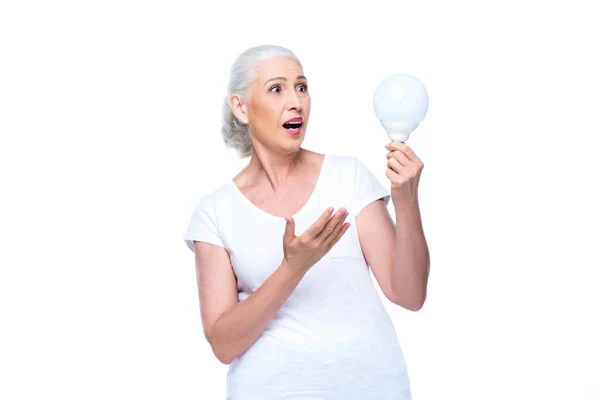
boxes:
[379,121,419,143]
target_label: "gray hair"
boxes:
[221,45,302,158]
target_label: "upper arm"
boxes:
[351,157,396,302]
[183,196,238,340]
[193,241,238,341]
[355,199,397,303]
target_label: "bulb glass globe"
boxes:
[373,73,429,142]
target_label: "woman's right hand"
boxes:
[282,207,351,274]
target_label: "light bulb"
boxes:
[373,73,429,142]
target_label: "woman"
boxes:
[183,45,430,399]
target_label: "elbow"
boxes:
[397,298,425,312]
[404,300,425,312]
[210,341,235,365]
[215,351,234,365]
[206,330,236,365]
[388,291,426,312]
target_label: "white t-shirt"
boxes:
[183,154,412,399]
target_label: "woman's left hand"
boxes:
[385,141,424,208]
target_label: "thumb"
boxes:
[283,216,296,243]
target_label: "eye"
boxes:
[296,83,308,93]
[269,85,282,93]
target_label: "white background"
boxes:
[1,1,599,399]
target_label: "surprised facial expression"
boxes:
[245,56,311,147]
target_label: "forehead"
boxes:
[253,56,304,83]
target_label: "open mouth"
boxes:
[283,121,303,130]
[283,118,303,135]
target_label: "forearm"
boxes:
[209,262,305,364]
[391,204,430,310]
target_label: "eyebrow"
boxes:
[263,75,307,87]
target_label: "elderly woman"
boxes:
[183,45,430,399]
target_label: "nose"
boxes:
[286,90,302,112]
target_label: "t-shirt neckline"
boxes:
[228,154,329,222]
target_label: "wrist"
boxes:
[393,200,420,215]
[279,259,307,280]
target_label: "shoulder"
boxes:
[190,181,232,213]
[320,154,365,200]
[326,153,388,196]
[324,153,360,170]
[324,153,366,181]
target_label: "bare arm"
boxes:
[356,199,429,311]
[195,241,306,364]
[356,142,430,311]
[194,207,350,364]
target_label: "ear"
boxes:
[230,94,248,124]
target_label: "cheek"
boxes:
[252,105,284,133]
[251,102,277,123]
[303,97,311,111]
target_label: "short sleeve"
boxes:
[353,157,390,215]
[183,196,225,253]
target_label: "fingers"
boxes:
[386,142,423,165]
[315,207,348,241]
[283,216,296,243]
[387,155,404,174]
[386,167,400,181]
[385,141,414,159]
[305,207,334,239]
[323,221,351,249]
[386,150,410,166]
[386,149,424,175]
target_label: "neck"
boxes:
[245,147,305,190]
